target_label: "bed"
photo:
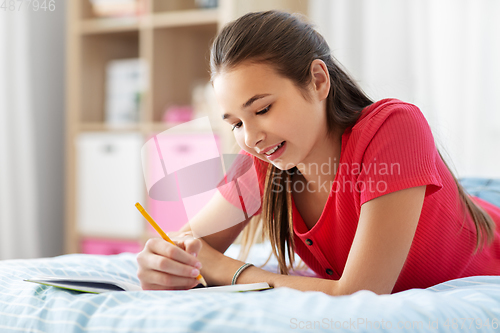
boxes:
[0,178,499,332]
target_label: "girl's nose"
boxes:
[244,126,264,149]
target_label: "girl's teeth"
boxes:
[265,142,283,155]
[267,146,278,155]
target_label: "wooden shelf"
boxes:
[78,122,221,133]
[80,17,140,34]
[79,9,218,35]
[152,9,219,28]
[66,0,308,255]
[79,122,141,132]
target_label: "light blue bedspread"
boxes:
[1,177,499,332]
[0,242,499,333]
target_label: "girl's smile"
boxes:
[261,141,286,161]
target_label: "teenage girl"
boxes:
[136,10,500,295]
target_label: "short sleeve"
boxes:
[217,149,268,217]
[355,104,443,205]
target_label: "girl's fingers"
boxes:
[184,238,202,258]
[167,231,193,244]
[146,238,200,269]
[139,269,199,290]
[170,232,202,258]
[150,252,201,277]
[137,238,203,290]
[169,232,198,253]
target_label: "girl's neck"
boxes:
[295,131,342,196]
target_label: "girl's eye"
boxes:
[231,104,271,131]
[231,122,242,131]
[256,105,271,115]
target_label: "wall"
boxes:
[28,2,67,257]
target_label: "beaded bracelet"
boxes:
[231,263,254,285]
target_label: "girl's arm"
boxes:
[334,184,426,295]
[201,185,426,295]
[176,190,253,254]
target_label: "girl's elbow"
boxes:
[335,278,394,296]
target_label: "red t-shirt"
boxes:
[233,98,500,293]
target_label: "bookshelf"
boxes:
[64,0,309,254]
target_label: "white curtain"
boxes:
[0,11,41,259]
[309,0,500,178]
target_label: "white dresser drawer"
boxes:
[76,132,144,238]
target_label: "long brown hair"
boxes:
[210,10,495,274]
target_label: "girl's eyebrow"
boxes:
[222,94,271,120]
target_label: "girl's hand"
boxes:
[136,231,203,290]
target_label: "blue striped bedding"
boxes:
[0,242,499,333]
[1,177,499,332]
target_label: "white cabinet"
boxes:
[76,133,144,238]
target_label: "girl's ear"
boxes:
[310,59,330,101]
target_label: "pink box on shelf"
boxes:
[81,238,142,255]
[162,105,194,123]
[146,133,221,233]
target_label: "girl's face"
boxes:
[213,61,330,170]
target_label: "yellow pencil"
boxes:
[135,202,207,287]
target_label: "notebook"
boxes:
[24,276,272,294]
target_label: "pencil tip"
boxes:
[199,276,208,287]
